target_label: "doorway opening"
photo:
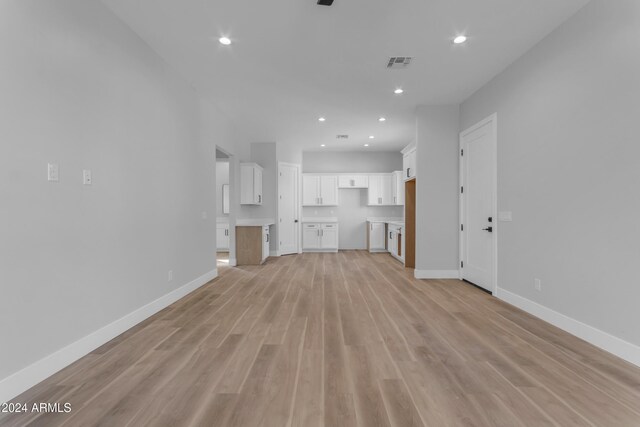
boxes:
[216,148,233,267]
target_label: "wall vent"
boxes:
[336,135,349,140]
[387,57,413,69]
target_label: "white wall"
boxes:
[302,151,403,249]
[0,0,236,397]
[461,0,640,348]
[415,106,461,274]
[303,151,402,174]
[215,161,230,218]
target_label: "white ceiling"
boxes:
[101,0,588,152]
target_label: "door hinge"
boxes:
[461,224,464,231]
[460,149,464,156]
[460,186,464,194]
[461,261,464,268]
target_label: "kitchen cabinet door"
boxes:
[319,176,338,206]
[392,171,405,205]
[303,224,320,249]
[403,149,416,181]
[216,225,229,250]
[302,175,320,206]
[320,224,338,249]
[368,222,386,251]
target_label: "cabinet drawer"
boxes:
[304,224,319,229]
[321,224,337,229]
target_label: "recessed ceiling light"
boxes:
[369,135,375,139]
[318,117,326,122]
[364,144,370,147]
[218,36,232,45]
[394,88,404,95]
[321,144,326,147]
[378,117,386,122]
[453,35,467,44]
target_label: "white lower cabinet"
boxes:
[262,225,270,262]
[303,223,338,252]
[216,223,230,251]
[367,221,386,252]
[388,224,404,262]
[320,224,338,249]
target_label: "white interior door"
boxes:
[461,115,497,292]
[279,163,300,255]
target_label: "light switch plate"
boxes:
[83,169,92,185]
[498,211,513,222]
[48,163,59,182]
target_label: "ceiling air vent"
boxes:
[336,135,349,140]
[387,57,413,69]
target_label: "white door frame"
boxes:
[277,162,302,255]
[459,113,498,295]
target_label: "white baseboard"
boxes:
[414,269,460,279]
[270,250,279,257]
[229,258,237,266]
[0,269,218,403]
[497,287,640,368]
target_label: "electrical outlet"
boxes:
[168,270,173,282]
[534,278,541,291]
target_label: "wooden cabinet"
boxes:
[216,223,230,251]
[338,175,369,189]
[302,175,338,206]
[368,174,394,206]
[367,221,386,252]
[302,222,338,252]
[402,148,416,181]
[236,225,271,265]
[240,163,263,205]
[392,171,405,206]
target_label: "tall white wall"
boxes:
[302,151,403,250]
[414,106,461,274]
[461,0,640,348]
[0,0,236,396]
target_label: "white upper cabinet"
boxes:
[302,174,338,206]
[392,171,405,206]
[402,147,416,181]
[338,175,369,189]
[368,174,394,206]
[302,175,320,206]
[240,163,263,205]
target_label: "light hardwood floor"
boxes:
[2,251,640,426]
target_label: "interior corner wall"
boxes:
[414,105,461,273]
[460,0,640,348]
[0,0,236,398]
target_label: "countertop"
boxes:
[236,218,275,226]
[387,221,405,227]
[366,217,403,223]
[302,217,338,223]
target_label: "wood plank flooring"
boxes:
[2,251,640,426]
